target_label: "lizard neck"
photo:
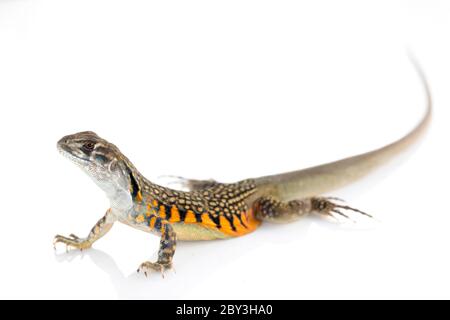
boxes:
[102,159,143,213]
[95,175,133,212]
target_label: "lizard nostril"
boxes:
[57,136,70,147]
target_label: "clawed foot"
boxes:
[137,261,171,278]
[53,234,92,252]
[312,197,373,222]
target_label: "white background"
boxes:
[0,1,449,299]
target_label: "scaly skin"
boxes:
[53,131,266,276]
[54,57,431,277]
[53,131,367,276]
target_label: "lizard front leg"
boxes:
[254,196,372,223]
[137,214,177,277]
[53,208,115,251]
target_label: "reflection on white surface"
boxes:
[51,215,381,299]
[53,219,315,299]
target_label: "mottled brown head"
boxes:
[57,131,138,209]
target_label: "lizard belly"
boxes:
[171,222,231,241]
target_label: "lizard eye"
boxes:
[82,141,95,151]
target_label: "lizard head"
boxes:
[57,131,139,208]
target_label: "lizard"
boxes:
[53,57,431,277]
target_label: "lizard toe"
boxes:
[53,234,92,251]
[137,261,170,278]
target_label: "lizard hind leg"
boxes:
[254,196,372,223]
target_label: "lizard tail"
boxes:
[254,55,432,202]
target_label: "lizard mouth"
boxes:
[57,143,89,165]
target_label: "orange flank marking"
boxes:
[200,213,216,228]
[232,214,248,235]
[149,216,156,229]
[159,205,166,219]
[218,210,261,236]
[184,210,197,223]
[145,204,156,217]
[219,216,235,234]
[135,214,145,223]
[152,199,158,207]
[197,210,261,236]
[136,191,143,202]
[240,211,249,226]
[170,206,180,222]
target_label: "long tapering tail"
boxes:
[254,55,432,202]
